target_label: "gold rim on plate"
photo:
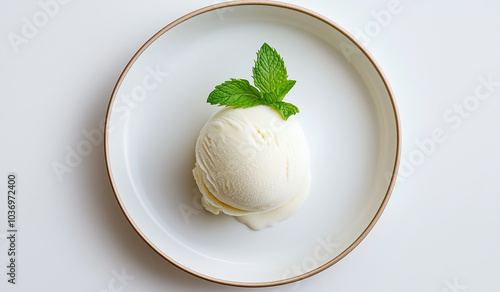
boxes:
[104,0,401,287]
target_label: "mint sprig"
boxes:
[207,43,299,120]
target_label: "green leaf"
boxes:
[252,43,289,94]
[260,80,295,105]
[207,43,300,121]
[262,92,278,105]
[276,80,296,101]
[272,101,299,120]
[207,79,265,108]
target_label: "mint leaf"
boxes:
[273,101,299,120]
[262,92,277,105]
[252,43,288,95]
[207,79,264,108]
[276,80,296,101]
[260,80,296,105]
[207,43,300,120]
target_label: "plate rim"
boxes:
[104,0,401,287]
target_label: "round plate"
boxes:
[104,0,400,287]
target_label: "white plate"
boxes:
[105,1,400,287]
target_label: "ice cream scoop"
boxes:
[192,105,311,230]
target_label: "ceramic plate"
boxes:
[105,1,400,287]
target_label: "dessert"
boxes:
[192,43,311,230]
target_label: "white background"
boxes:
[1,0,499,291]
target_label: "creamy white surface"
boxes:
[236,172,311,230]
[193,105,311,223]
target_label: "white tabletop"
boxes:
[1,0,499,291]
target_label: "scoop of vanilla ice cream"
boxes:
[193,105,310,217]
